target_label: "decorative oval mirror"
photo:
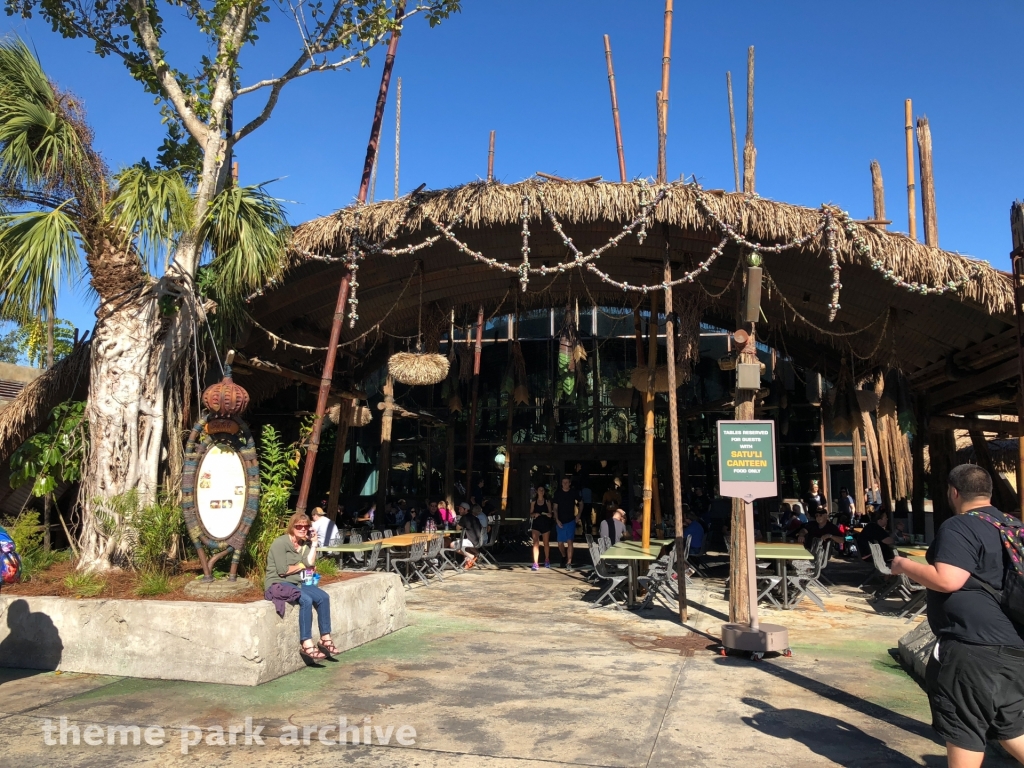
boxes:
[196,444,247,540]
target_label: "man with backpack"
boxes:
[891,464,1024,767]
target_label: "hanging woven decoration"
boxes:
[201,366,249,435]
[352,403,373,427]
[387,263,449,386]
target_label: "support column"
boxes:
[928,427,957,528]
[465,306,485,494]
[641,289,660,550]
[729,330,757,625]
[327,400,353,520]
[376,375,395,512]
[445,424,455,510]
[911,401,927,534]
[664,257,687,622]
[852,426,865,520]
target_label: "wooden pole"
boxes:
[727,71,740,193]
[297,2,402,512]
[870,160,886,230]
[641,288,660,550]
[659,0,673,179]
[647,286,663,531]
[369,154,378,203]
[501,315,516,512]
[664,253,687,621]
[327,400,353,520]
[445,424,455,510]
[742,46,756,194]
[852,426,865,520]
[603,34,627,183]
[911,399,927,534]
[819,411,829,513]
[394,76,402,199]
[904,99,917,241]
[916,116,939,247]
[656,90,667,184]
[376,373,395,511]
[1010,202,1024,518]
[487,130,496,182]
[729,331,757,625]
[465,305,485,492]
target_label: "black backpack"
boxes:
[966,508,1024,626]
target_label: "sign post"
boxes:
[717,420,789,657]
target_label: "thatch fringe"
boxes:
[290,180,1012,316]
[0,342,91,464]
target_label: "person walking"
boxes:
[891,464,1024,767]
[529,485,553,571]
[553,476,581,572]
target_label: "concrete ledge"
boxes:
[0,573,406,686]
[897,620,936,682]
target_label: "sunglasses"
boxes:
[294,525,310,530]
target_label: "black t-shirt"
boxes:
[861,522,894,562]
[926,507,1024,647]
[802,520,841,550]
[553,488,580,523]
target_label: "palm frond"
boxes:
[200,182,290,298]
[107,166,194,273]
[0,37,104,212]
[0,206,83,318]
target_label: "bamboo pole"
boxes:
[641,289,659,550]
[487,130,496,182]
[916,116,939,247]
[296,2,403,513]
[657,90,667,184]
[1012,202,1024,519]
[852,426,865,520]
[742,46,756,194]
[394,76,402,199]
[501,314,516,512]
[659,0,673,180]
[465,305,485,492]
[327,400,353,520]
[369,154,378,203]
[664,253,687,621]
[870,160,886,230]
[376,374,395,510]
[603,34,627,183]
[727,71,740,193]
[445,424,455,510]
[905,99,916,241]
[728,333,757,625]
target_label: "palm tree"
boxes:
[0,37,289,568]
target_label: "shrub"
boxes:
[315,557,338,577]
[135,570,174,596]
[0,510,71,579]
[242,425,298,578]
[93,490,185,570]
[63,571,104,598]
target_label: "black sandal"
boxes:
[300,642,326,660]
[319,637,340,655]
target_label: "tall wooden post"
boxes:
[664,255,687,621]
[916,116,939,247]
[376,374,395,511]
[487,130,496,182]
[501,315,517,513]
[742,46,756,194]
[656,90,667,184]
[394,76,402,199]
[904,99,917,241]
[1010,202,1024,518]
[445,423,455,510]
[641,290,659,550]
[729,331,757,625]
[658,0,673,181]
[603,35,627,183]
[870,160,886,229]
[852,426,865,519]
[327,400,353,520]
[911,399,927,534]
[465,305,485,492]
[928,427,957,528]
[819,412,830,511]
[296,2,403,513]
[727,71,740,193]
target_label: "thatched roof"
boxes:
[0,342,90,464]
[243,179,1014,391]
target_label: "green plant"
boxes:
[242,425,299,578]
[63,571,104,598]
[10,400,87,498]
[131,496,184,570]
[1,509,71,579]
[315,558,339,577]
[135,570,174,597]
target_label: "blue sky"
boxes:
[6,0,1023,336]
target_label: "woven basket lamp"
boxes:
[201,366,249,434]
[630,365,688,393]
[388,351,450,386]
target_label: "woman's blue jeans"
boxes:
[298,583,332,642]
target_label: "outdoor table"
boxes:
[318,541,378,569]
[378,532,442,571]
[600,540,669,608]
[753,543,814,609]
[897,547,928,563]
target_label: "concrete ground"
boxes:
[0,557,1018,767]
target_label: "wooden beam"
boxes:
[929,359,1019,407]
[905,99,917,241]
[916,116,939,247]
[742,46,756,194]
[727,71,740,193]
[928,414,1017,434]
[231,353,364,401]
[870,160,886,230]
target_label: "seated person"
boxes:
[474,504,489,537]
[356,503,375,525]
[892,519,912,546]
[451,507,484,568]
[797,508,844,551]
[265,513,338,660]
[599,508,627,545]
[859,508,895,562]
[683,513,705,552]
[310,506,341,546]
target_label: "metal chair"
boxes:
[422,535,446,581]
[786,544,828,611]
[353,542,383,572]
[390,538,429,587]
[369,530,383,541]
[588,542,627,610]
[475,520,500,568]
[383,529,394,538]
[439,534,468,573]
[348,532,364,564]
[866,542,912,603]
[639,551,682,610]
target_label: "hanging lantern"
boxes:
[202,367,249,434]
[388,351,450,386]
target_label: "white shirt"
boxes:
[311,516,340,546]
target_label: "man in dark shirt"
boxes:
[797,508,844,551]
[858,508,895,562]
[552,476,580,572]
[892,464,1024,766]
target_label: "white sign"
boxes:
[196,444,246,540]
